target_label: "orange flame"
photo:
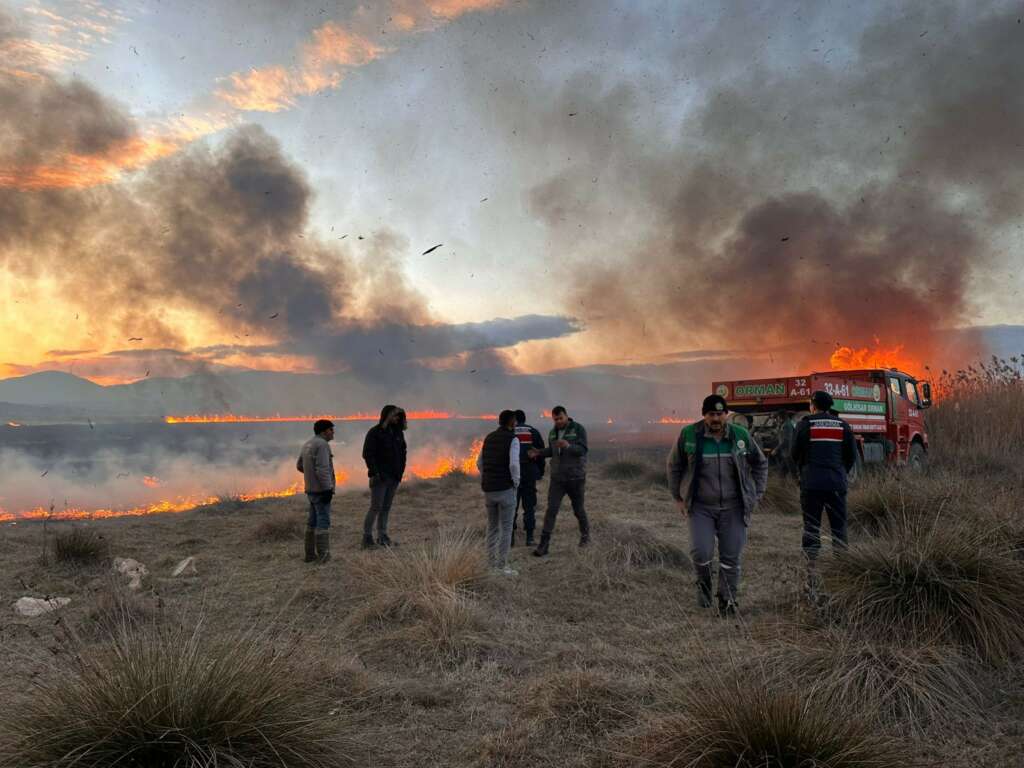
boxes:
[409,439,483,480]
[141,476,162,488]
[6,421,21,427]
[830,341,926,378]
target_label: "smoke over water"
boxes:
[519,3,1023,374]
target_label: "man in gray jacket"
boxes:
[297,419,336,563]
[667,395,767,615]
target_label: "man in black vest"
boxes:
[792,390,858,566]
[361,404,408,549]
[477,410,521,575]
[512,409,545,547]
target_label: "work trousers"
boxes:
[800,489,848,559]
[514,477,538,533]
[306,490,333,531]
[485,488,517,568]
[540,477,589,536]
[364,476,399,537]
[689,503,747,601]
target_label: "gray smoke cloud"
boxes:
[508,1,1022,367]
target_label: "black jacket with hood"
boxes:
[362,405,408,482]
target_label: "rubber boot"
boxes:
[378,534,397,548]
[315,531,330,563]
[718,595,738,618]
[533,532,551,557]
[578,521,590,548]
[361,534,377,550]
[525,528,535,547]
[303,527,317,563]
[696,565,713,608]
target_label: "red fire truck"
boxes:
[711,369,932,474]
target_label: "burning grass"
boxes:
[0,621,354,768]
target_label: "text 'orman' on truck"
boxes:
[711,367,932,478]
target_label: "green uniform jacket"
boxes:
[666,421,768,523]
[541,419,588,481]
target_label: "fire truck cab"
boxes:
[711,368,932,472]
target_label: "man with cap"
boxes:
[512,409,545,547]
[296,419,336,563]
[667,394,768,615]
[791,390,858,570]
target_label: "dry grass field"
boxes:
[1,371,1022,767]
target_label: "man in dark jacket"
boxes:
[667,394,768,615]
[476,410,521,575]
[361,404,407,548]
[791,390,858,561]
[530,405,589,557]
[512,409,545,547]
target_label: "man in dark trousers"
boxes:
[476,410,521,575]
[512,409,545,547]
[296,419,336,563]
[667,395,768,615]
[792,390,858,567]
[361,404,407,549]
[530,405,589,557]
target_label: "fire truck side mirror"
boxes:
[920,381,933,408]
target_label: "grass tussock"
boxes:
[602,459,650,481]
[603,521,690,570]
[758,473,801,515]
[629,673,910,768]
[764,626,987,731]
[50,527,109,566]
[344,529,488,664]
[525,668,642,736]
[0,622,353,768]
[83,580,157,639]
[253,511,302,542]
[821,514,1024,664]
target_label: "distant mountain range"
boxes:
[1,325,1019,426]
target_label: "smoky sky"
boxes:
[0,63,579,375]
[508,1,1023,366]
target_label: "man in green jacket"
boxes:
[667,395,768,615]
[530,405,589,557]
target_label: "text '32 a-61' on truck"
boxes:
[711,368,932,478]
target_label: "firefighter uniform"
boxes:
[791,393,858,559]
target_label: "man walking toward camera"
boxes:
[531,405,589,557]
[512,409,545,547]
[297,419,336,563]
[792,390,858,565]
[477,410,521,575]
[361,404,407,549]
[667,395,767,615]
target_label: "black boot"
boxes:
[378,534,398,548]
[525,529,535,547]
[315,531,330,564]
[718,595,738,618]
[533,532,551,557]
[578,526,590,548]
[361,534,377,550]
[304,527,317,563]
[696,566,713,608]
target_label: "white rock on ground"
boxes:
[113,557,148,590]
[172,556,197,577]
[14,596,71,617]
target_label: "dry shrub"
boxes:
[821,514,1024,664]
[50,527,109,566]
[603,459,650,481]
[758,474,801,515]
[846,472,964,536]
[764,626,987,731]
[83,579,157,639]
[525,668,642,736]
[0,622,354,768]
[603,521,690,570]
[253,511,302,542]
[344,529,488,664]
[628,673,909,768]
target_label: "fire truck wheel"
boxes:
[907,442,927,472]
